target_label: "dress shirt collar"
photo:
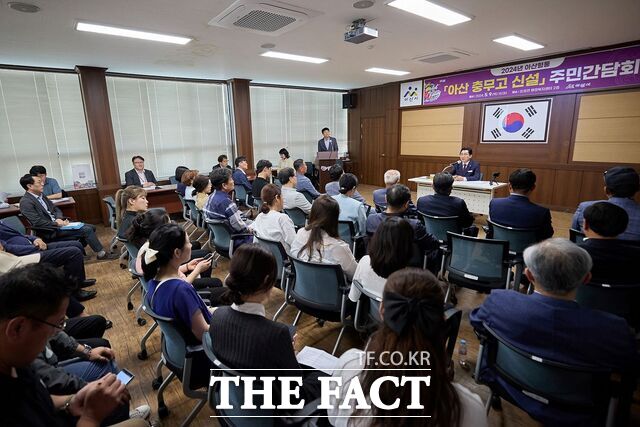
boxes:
[231,302,266,317]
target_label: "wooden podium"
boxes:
[314,151,339,190]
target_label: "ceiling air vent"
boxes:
[413,49,474,64]
[209,1,321,36]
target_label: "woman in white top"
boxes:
[182,169,198,201]
[253,184,296,252]
[290,195,357,280]
[278,148,294,170]
[329,268,488,427]
[332,173,367,235]
[349,216,414,302]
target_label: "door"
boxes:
[360,117,385,186]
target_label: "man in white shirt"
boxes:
[124,155,157,188]
[278,168,312,215]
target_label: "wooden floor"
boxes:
[80,184,637,426]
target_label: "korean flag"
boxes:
[482,99,551,143]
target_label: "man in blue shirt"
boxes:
[29,165,62,200]
[293,158,321,199]
[572,166,639,241]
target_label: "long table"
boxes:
[408,177,508,215]
[0,197,78,220]
[145,184,182,214]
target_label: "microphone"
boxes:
[489,172,500,186]
[442,160,460,172]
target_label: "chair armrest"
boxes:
[185,344,204,357]
[230,232,254,240]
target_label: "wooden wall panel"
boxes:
[400,106,464,156]
[228,79,254,172]
[551,170,583,210]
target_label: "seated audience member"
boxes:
[142,223,213,388]
[451,147,481,181]
[115,186,148,239]
[579,201,639,285]
[372,169,417,214]
[278,148,294,170]
[489,168,553,241]
[192,175,212,210]
[367,184,439,254]
[204,168,254,246]
[291,195,357,280]
[349,217,414,302]
[330,268,487,427]
[181,169,199,201]
[0,264,150,427]
[30,165,62,199]
[252,159,272,200]
[278,167,312,215]
[232,156,253,194]
[174,165,189,196]
[572,166,639,241]
[470,238,637,425]
[253,184,296,252]
[212,154,232,171]
[325,164,366,203]
[417,172,474,230]
[19,174,117,260]
[332,173,367,235]
[124,155,156,188]
[293,158,321,199]
[209,244,321,402]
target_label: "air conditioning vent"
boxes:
[413,49,474,64]
[209,1,322,36]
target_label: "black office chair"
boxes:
[576,282,640,330]
[570,228,587,244]
[487,219,539,291]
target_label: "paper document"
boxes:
[60,222,84,230]
[297,346,338,375]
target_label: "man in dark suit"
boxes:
[0,219,97,301]
[212,154,233,171]
[417,172,474,229]
[470,238,637,426]
[124,155,157,187]
[317,127,338,152]
[578,201,639,285]
[489,168,553,241]
[18,174,116,261]
[450,147,481,181]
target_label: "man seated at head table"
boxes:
[572,166,640,241]
[30,165,63,200]
[124,155,157,188]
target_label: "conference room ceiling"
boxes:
[1,0,639,89]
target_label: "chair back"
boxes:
[169,176,178,185]
[487,219,538,256]
[352,280,382,333]
[298,190,314,204]
[185,199,202,227]
[253,197,263,211]
[2,215,27,235]
[234,185,248,205]
[202,334,274,426]
[273,178,282,187]
[206,219,232,256]
[284,208,307,229]
[576,282,640,328]
[338,220,357,250]
[144,303,187,374]
[446,232,509,291]
[374,203,386,214]
[254,235,288,286]
[480,323,615,418]
[443,307,463,360]
[569,228,587,244]
[418,213,461,242]
[102,196,117,231]
[177,193,191,223]
[289,257,347,322]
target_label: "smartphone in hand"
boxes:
[116,369,135,386]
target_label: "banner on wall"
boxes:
[400,80,423,107]
[481,99,551,143]
[417,44,640,106]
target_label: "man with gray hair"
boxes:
[470,238,637,425]
[372,169,417,214]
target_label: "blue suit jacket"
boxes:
[0,221,37,256]
[232,169,252,193]
[489,194,553,241]
[572,197,640,241]
[470,290,637,425]
[451,159,481,181]
[295,173,320,198]
[416,193,474,228]
[317,137,338,152]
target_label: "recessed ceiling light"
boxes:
[353,0,375,9]
[75,22,192,45]
[261,51,328,64]
[493,34,544,51]
[260,43,276,49]
[386,0,472,26]
[365,67,410,76]
[8,2,40,13]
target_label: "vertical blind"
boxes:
[106,76,232,181]
[0,69,93,193]
[250,86,347,167]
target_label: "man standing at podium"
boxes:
[451,147,481,181]
[318,127,338,152]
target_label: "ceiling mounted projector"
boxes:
[344,19,378,44]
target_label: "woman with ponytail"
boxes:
[252,184,296,251]
[208,244,321,402]
[331,173,367,235]
[328,268,487,427]
[114,185,147,239]
[290,195,357,280]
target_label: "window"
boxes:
[0,69,93,193]
[250,86,347,166]
[106,76,232,181]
